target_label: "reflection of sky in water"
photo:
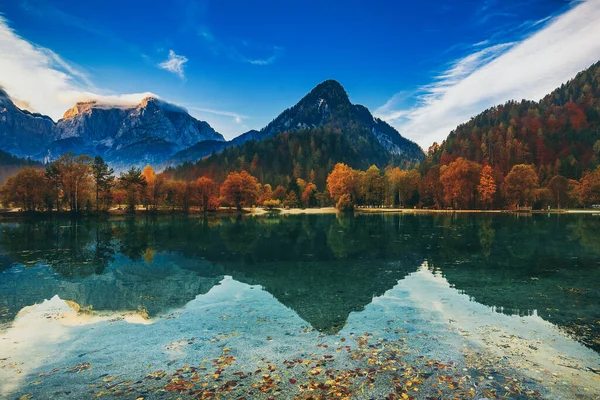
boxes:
[0,214,599,398]
[1,267,599,398]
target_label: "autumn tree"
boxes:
[195,176,219,213]
[386,167,403,207]
[271,185,287,202]
[579,166,600,207]
[419,165,444,209]
[258,183,273,205]
[327,163,358,210]
[0,167,48,211]
[220,170,259,211]
[92,156,114,211]
[118,167,147,212]
[477,165,497,208]
[503,164,539,207]
[284,190,299,208]
[440,158,482,209]
[397,169,420,207]
[547,175,569,209]
[142,165,156,210]
[51,153,94,213]
[360,165,385,207]
[301,182,317,208]
[173,180,195,212]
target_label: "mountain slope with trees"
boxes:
[231,80,422,159]
[166,80,424,189]
[423,61,600,183]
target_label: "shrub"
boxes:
[263,199,282,210]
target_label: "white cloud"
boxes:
[0,16,157,120]
[376,0,600,150]
[187,106,247,124]
[158,50,188,79]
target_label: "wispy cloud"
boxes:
[376,0,600,149]
[196,25,283,66]
[0,16,157,120]
[187,106,247,124]
[158,50,188,79]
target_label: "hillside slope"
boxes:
[425,61,600,182]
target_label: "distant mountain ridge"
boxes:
[0,79,423,170]
[0,90,224,167]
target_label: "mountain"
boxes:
[167,80,424,187]
[0,88,55,157]
[52,97,224,165]
[170,140,229,164]
[423,61,600,182]
[232,80,422,157]
[0,90,224,167]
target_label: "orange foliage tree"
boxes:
[301,183,317,208]
[477,165,497,208]
[419,165,444,209]
[257,184,273,205]
[0,167,48,211]
[142,165,156,210]
[579,166,600,207]
[271,185,287,201]
[440,158,482,209]
[195,176,219,212]
[220,170,259,211]
[326,163,358,210]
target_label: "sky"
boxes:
[1,0,600,150]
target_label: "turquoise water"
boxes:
[0,214,599,399]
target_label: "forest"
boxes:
[424,61,600,182]
[1,150,600,214]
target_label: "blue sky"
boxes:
[1,0,599,148]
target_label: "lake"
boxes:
[0,213,599,399]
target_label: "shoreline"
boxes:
[0,206,598,219]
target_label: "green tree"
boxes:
[92,156,114,211]
[119,167,147,212]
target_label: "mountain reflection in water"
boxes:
[0,213,599,350]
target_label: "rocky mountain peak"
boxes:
[62,101,99,120]
[300,79,350,109]
[139,96,159,108]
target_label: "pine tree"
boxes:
[92,156,115,211]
